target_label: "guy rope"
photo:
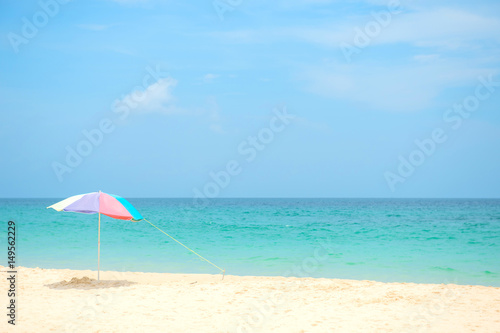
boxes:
[144,219,225,280]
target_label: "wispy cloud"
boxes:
[300,59,496,112]
[203,73,219,83]
[116,77,226,133]
[372,8,500,48]
[117,77,181,114]
[205,96,224,133]
[208,7,500,52]
[295,7,500,50]
[204,4,499,112]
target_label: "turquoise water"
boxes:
[1,198,499,286]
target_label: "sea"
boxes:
[1,198,499,287]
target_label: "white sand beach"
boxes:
[1,266,499,332]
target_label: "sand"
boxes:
[1,266,499,332]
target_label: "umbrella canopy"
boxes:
[48,191,143,221]
[48,191,143,280]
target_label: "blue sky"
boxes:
[1,0,499,198]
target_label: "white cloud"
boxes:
[116,77,180,114]
[301,59,496,112]
[292,7,500,113]
[113,78,229,134]
[204,5,500,113]
[209,7,500,53]
[372,8,500,48]
[292,7,500,50]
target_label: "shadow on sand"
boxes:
[45,276,136,289]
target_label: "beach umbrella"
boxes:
[47,191,143,280]
[47,191,225,280]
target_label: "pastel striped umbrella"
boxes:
[47,191,143,280]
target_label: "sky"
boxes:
[1,0,500,198]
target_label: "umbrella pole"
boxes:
[98,212,101,281]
